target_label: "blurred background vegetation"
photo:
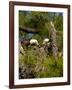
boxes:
[19,11,63,79]
[19,11,63,50]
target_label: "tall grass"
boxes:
[19,48,63,79]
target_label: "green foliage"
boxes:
[56,31,63,51]
[19,48,63,78]
[19,11,63,50]
[54,15,63,31]
[19,11,26,27]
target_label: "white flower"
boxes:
[30,39,39,46]
[43,38,49,45]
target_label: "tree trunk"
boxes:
[50,21,58,60]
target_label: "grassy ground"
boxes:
[19,47,63,79]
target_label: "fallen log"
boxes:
[19,27,40,34]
